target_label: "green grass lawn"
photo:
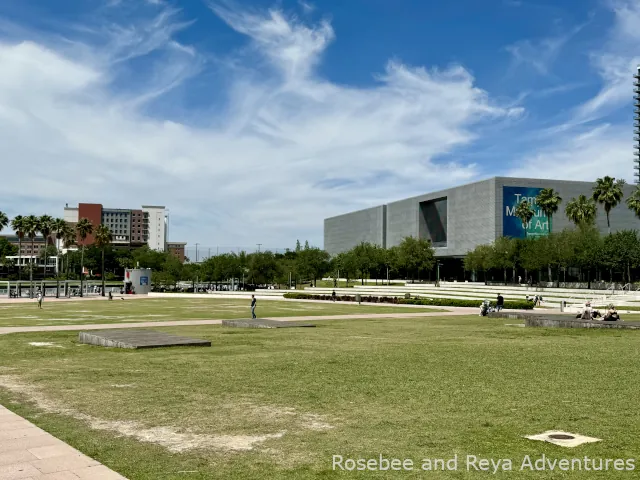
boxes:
[0,298,439,327]
[1,315,639,479]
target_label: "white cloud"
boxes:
[507,124,632,182]
[0,3,519,248]
[508,0,639,187]
[573,0,640,121]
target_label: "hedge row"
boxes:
[283,292,533,310]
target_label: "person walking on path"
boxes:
[496,293,504,312]
[36,290,43,309]
[251,295,257,319]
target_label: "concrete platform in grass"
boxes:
[222,319,316,329]
[489,311,640,329]
[78,329,212,349]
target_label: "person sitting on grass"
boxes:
[603,305,620,322]
[578,301,592,320]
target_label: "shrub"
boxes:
[282,293,533,310]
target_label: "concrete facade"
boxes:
[142,206,167,252]
[324,205,387,255]
[324,177,640,257]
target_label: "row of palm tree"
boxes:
[514,176,639,234]
[0,213,113,296]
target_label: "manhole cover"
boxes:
[549,434,575,440]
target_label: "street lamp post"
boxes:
[195,243,199,263]
[436,262,443,287]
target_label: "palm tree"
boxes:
[626,186,640,220]
[565,195,597,227]
[593,176,625,234]
[10,216,25,281]
[52,218,68,277]
[94,225,112,296]
[38,215,54,279]
[22,215,39,298]
[514,201,535,237]
[0,211,8,232]
[62,227,77,279]
[75,218,94,297]
[535,188,562,232]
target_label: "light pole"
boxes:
[257,244,262,252]
[436,261,443,287]
[195,243,199,263]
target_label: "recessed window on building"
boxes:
[419,197,447,248]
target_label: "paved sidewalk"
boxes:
[0,404,126,479]
[0,310,478,335]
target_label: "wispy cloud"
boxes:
[505,24,584,76]
[0,2,521,247]
[572,0,640,122]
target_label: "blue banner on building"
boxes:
[502,186,550,238]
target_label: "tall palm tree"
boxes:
[593,176,625,234]
[22,215,39,298]
[565,195,597,227]
[52,218,67,277]
[10,216,25,281]
[75,218,93,297]
[38,215,54,279]
[625,186,640,220]
[0,211,8,232]
[535,188,562,232]
[514,201,535,237]
[62,227,77,279]
[94,225,112,297]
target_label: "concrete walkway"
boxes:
[0,309,479,335]
[0,404,126,479]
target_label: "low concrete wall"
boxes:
[489,312,640,330]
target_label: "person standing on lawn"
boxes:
[36,290,43,309]
[251,295,257,319]
[496,293,504,312]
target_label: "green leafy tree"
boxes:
[94,224,113,296]
[463,244,493,281]
[593,176,625,234]
[603,230,640,285]
[514,201,534,236]
[10,216,25,281]
[22,215,39,296]
[296,245,330,287]
[535,188,562,231]
[397,236,435,282]
[565,195,597,227]
[0,237,18,258]
[625,186,640,221]
[75,218,94,297]
[0,211,8,232]
[249,251,279,284]
[489,237,518,283]
[349,242,381,285]
[38,215,54,278]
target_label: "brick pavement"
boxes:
[0,404,126,479]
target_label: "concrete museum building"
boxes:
[324,177,638,278]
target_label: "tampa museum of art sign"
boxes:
[503,186,550,239]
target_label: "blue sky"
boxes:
[0,0,638,253]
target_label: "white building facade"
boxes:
[142,206,167,252]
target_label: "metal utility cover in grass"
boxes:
[78,330,212,349]
[524,431,601,447]
[222,319,316,329]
